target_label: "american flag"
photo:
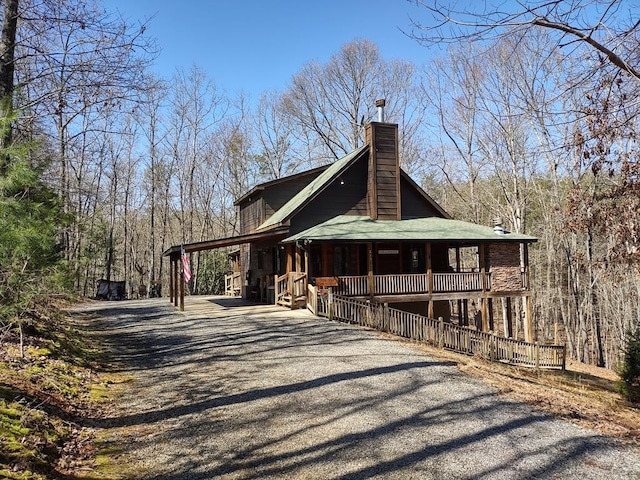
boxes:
[181,247,192,283]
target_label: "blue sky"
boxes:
[102,0,436,102]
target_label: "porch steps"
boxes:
[277,294,306,309]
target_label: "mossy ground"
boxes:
[0,298,128,479]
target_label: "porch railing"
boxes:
[307,284,318,315]
[331,272,492,297]
[314,293,565,369]
[224,272,241,296]
[275,271,307,307]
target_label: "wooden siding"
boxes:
[400,176,441,218]
[366,122,400,220]
[288,154,369,234]
[239,198,264,235]
[262,171,324,218]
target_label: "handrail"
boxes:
[276,271,307,308]
[224,272,242,296]
[332,272,495,296]
[312,292,565,370]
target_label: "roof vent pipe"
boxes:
[375,98,386,122]
[493,217,505,235]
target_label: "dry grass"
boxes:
[406,340,640,445]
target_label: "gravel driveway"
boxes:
[79,296,640,479]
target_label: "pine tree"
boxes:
[0,114,69,355]
[616,328,640,402]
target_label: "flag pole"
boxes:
[180,244,185,311]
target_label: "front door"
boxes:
[376,243,401,274]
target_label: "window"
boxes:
[408,246,425,273]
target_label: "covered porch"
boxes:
[278,215,537,342]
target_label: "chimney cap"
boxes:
[375,99,386,107]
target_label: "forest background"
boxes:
[1,0,639,370]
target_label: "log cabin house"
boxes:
[164,101,537,342]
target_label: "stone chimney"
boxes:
[365,99,400,220]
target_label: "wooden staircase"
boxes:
[275,272,307,309]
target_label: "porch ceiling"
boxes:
[282,215,537,244]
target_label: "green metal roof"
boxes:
[283,215,537,243]
[256,145,369,231]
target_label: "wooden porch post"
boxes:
[304,247,309,290]
[295,246,302,272]
[173,257,179,308]
[480,298,489,332]
[522,242,530,289]
[179,260,185,311]
[367,242,374,299]
[462,299,469,326]
[524,294,534,342]
[479,244,489,332]
[426,242,433,318]
[502,297,513,338]
[455,246,462,325]
[169,256,174,303]
[488,298,494,331]
[286,244,294,273]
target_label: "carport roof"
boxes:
[162,226,290,257]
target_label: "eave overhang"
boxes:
[163,226,290,257]
[282,216,537,244]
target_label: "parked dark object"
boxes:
[96,279,126,300]
[149,283,162,298]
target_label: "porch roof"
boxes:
[282,215,537,244]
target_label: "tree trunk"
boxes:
[0,0,19,171]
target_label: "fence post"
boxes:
[383,303,389,332]
[489,333,495,361]
[535,342,540,369]
[328,287,333,321]
[438,316,444,349]
[561,344,566,371]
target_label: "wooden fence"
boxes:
[313,290,565,369]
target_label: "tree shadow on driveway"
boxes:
[78,296,640,479]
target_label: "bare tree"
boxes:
[253,90,299,180]
[283,39,427,164]
[408,0,640,81]
[135,75,168,287]
[422,43,488,223]
[8,0,156,286]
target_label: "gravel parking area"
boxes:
[79,296,640,479]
